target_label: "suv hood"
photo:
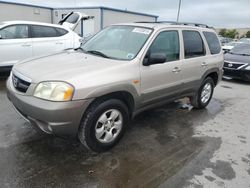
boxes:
[13,50,126,83]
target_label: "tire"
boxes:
[78,99,129,152]
[190,77,215,109]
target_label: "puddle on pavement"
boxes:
[0,80,224,188]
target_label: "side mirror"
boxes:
[143,52,167,66]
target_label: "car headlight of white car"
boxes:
[34,82,74,101]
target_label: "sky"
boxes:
[4,0,250,28]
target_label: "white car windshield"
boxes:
[81,25,153,60]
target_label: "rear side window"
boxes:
[0,25,28,39]
[56,28,68,36]
[149,31,180,62]
[183,31,205,58]
[203,32,221,54]
[31,25,66,38]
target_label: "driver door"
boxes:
[140,30,183,105]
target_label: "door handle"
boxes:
[21,43,31,47]
[172,67,181,73]
[55,42,63,45]
[201,62,208,67]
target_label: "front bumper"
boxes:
[223,68,250,81]
[6,78,93,137]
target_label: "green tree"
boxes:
[246,31,250,38]
[225,29,239,39]
[219,28,227,37]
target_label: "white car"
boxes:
[0,12,86,72]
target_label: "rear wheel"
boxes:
[190,77,214,109]
[78,99,129,152]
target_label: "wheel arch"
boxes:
[202,68,221,86]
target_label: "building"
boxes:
[0,1,158,36]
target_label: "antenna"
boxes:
[177,0,182,22]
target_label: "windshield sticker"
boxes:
[132,28,152,35]
[127,53,135,59]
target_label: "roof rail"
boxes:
[135,21,214,29]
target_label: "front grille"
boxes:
[224,61,245,69]
[12,74,31,93]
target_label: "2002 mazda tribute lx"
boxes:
[7,22,224,152]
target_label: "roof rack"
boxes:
[135,21,214,29]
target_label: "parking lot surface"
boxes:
[0,78,249,188]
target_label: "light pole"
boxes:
[177,0,182,22]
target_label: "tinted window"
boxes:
[31,25,59,38]
[65,13,80,24]
[203,32,221,54]
[0,25,28,39]
[149,31,179,62]
[56,28,68,36]
[183,31,205,58]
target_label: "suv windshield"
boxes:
[81,25,153,60]
[230,43,250,56]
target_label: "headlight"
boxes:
[34,82,74,101]
[245,65,250,70]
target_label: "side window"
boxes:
[203,32,221,54]
[0,25,28,39]
[183,30,205,58]
[31,25,59,38]
[56,28,68,36]
[149,31,180,62]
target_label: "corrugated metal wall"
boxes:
[0,2,52,23]
[0,2,157,37]
[103,9,156,28]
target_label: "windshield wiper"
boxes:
[86,50,110,58]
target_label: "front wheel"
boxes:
[190,77,214,109]
[78,99,129,152]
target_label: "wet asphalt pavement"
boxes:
[0,78,250,188]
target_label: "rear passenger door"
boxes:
[31,25,68,57]
[180,30,208,94]
[140,30,183,105]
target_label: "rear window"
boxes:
[64,13,80,24]
[203,32,221,54]
[183,30,206,58]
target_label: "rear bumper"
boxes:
[223,68,250,81]
[6,77,93,137]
